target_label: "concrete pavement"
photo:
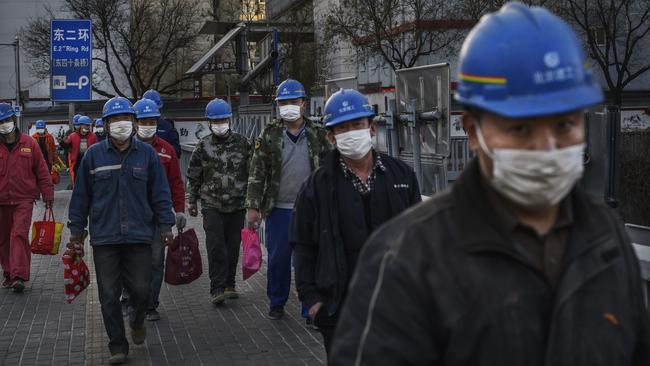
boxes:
[0,190,326,365]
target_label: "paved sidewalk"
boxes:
[0,191,326,365]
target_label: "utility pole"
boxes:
[14,36,22,132]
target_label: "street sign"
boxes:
[50,19,92,101]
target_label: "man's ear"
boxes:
[463,112,480,151]
[326,129,337,145]
[369,120,377,138]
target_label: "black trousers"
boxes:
[315,308,339,356]
[93,244,152,355]
[202,208,245,293]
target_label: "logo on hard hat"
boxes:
[342,101,349,107]
[144,106,151,112]
[544,52,560,68]
[112,103,121,110]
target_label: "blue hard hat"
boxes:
[102,97,135,118]
[35,120,46,129]
[77,116,92,125]
[0,103,14,120]
[73,114,82,124]
[205,98,232,120]
[134,98,161,119]
[142,89,163,109]
[275,79,307,101]
[323,89,375,128]
[95,118,103,127]
[455,2,603,118]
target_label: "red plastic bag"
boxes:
[241,228,262,280]
[51,171,60,185]
[165,228,202,285]
[31,208,64,255]
[62,249,90,303]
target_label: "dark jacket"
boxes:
[291,150,421,315]
[68,137,176,246]
[156,117,181,158]
[329,159,650,366]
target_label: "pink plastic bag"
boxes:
[241,228,262,280]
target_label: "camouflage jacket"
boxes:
[246,119,331,217]
[186,132,252,213]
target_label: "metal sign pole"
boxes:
[14,36,22,132]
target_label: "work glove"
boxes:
[188,203,198,217]
[175,212,187,229]
[160,231,173,246]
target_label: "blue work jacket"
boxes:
[68,137,175,246]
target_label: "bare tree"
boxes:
[325,0,467,71]
[559,0,650,106]
[22,0,204,98]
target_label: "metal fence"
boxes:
[619,131,650,226]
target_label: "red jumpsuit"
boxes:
[0,132,54,281]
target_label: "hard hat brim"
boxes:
[275,95,306,102]
[206,113,233,120]
[325,110,375,128]
[455,83,603,119]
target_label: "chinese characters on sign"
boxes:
[51,19,92,101]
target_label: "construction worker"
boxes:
[31,120,57,172]
[246,79,332,321]
[68,97,175,364]
[142,89,181,158]
[291,89,421,353]
[61,115,97,185]
[329,3,650,365]
[129,98,186,321]
[186,98,251,305]
[0,103,54,293]
[94,118,107,142]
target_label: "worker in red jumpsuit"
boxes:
[61,115,97,185]
[0,103,54,293]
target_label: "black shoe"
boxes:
[210,289,226,306]
[305,317,319,331]
[108,353,127,365]
[146,309,161,321]
[11,279,25,293]
[268,307,284,320]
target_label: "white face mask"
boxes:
[94,127,104,133]
[335,128,373,160]
[279,104,302,122]
[109,120,133,142]
[476,124,585,209]
[210,123,229,136]
[0,121,15,135]
[137,125,157,139]
[36,128,45,135]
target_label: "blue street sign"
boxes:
[50,19,92,101]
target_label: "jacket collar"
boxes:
[452,159,611,260]
[106,136,138,152]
